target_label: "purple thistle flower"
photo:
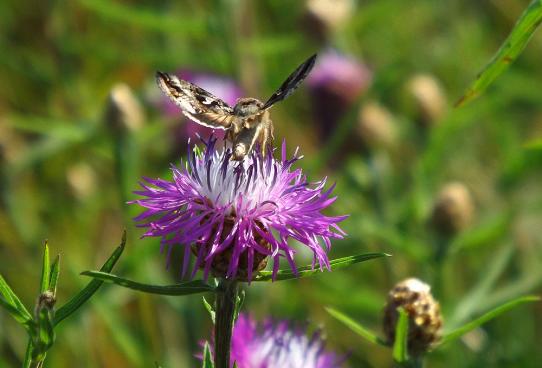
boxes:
[307,49,372,142]
[131,136,346,281]
[218,314,344,368]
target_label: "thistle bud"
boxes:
[430,182,475,236]
[357,101,397,150]
[66,162,97,200]
[307,50,372,141]
[405,74,447,127]
[383,278,442,356]
[104,83,144,135]
[304,0,354,41]
[35,290,56,317]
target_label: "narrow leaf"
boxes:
[81,271,216,296]
[442,295,540,344]
[456,0,542,107]
[325,307,386,346]
[39,241,51,293]
[48,255,61,296]
[0,274,33,323]
[253,253,390,282]
[393,308,409,363]
[0,296,34,332]
[54,231,126,325]
[203,297,216,324]
[202,341,214,368]
[233,289,245,323]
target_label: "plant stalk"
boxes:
[214,278,238,368]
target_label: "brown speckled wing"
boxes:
[156,71,236,130]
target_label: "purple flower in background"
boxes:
[160,71,244,140]
[219,314,344,367]
[131,136,346,281]
[307,49,372,140]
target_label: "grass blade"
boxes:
[54,231,126,325]
[325,307,386,346]
[253,253,390,282]
[456,0,542,107]
[392,308,409,363]
[39,241,50,293]
[442,295,540,344]
[81,271,216,296]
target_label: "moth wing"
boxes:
[261,54,317,110]
[156,71,236,130]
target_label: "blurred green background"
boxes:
[1,0,541,367]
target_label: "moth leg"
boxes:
[259,121,274,157]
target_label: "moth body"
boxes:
[156,54,316,160]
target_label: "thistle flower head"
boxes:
[224,314,344,368]
[131,137,346,281]
[306,49,372,143]
[383,278,443,356]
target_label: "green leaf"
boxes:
[393,308,409,363]
[0,274,33,327]
[442,295,540,344]
[448,244,514,328]
[39,241,51,294]
[325,307,386,346]
[81,271,216,296]
[253,253,390,282]
[203,296,216,325]
[48,255,61,296]
[0,296,34,332]
[79,0,205,34]
[54,231,126,326]
[202,341,214,368]
[456,0,542,107]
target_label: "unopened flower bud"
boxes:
[66,162,97,200]
[405,74,447,127]
[307,50,372,140]
[383,278,442,356]
[35,290,56,318]
[430,182,475,235]
[105,83,144,134]
[357,101,397,149]
[304,0,354,41]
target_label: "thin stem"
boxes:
[214,278,238,368]
[22,339,32,368]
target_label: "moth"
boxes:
[156,54,317,160]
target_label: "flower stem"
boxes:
[214,278,238,368]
